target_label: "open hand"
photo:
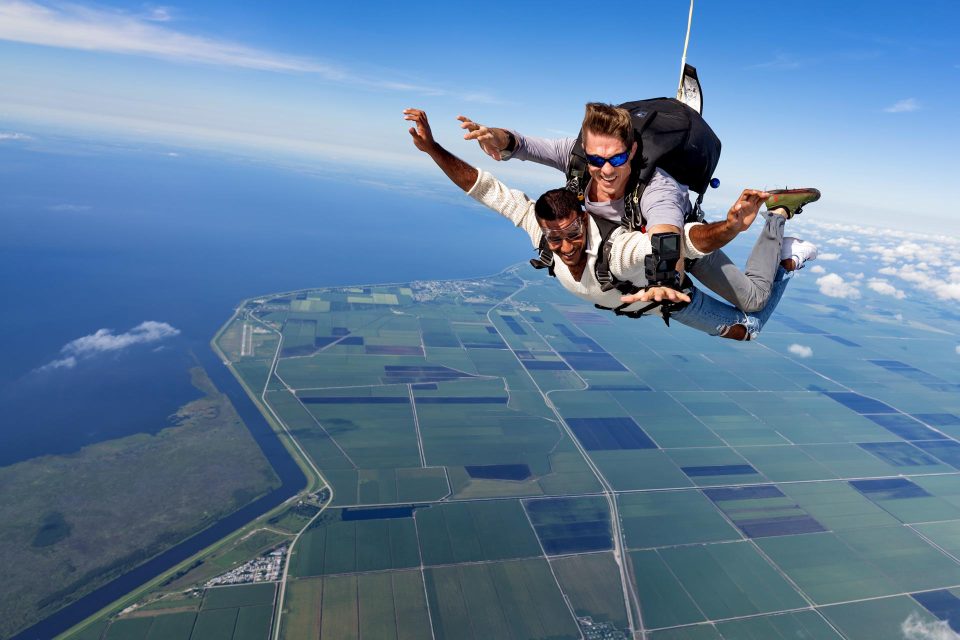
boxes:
[726,189,771,232]
[458,115,508,161]
[404,108,436,153]
[620,287,691,305]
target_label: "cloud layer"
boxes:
[0,1,495,101]
[0,1,345,75]
[799,220,960,303]
[40,321,180,371]
[0,131,32,141]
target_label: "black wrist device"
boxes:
[504,130,517,153]
[645,232,682,289]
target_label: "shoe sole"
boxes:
[766,188,821,218]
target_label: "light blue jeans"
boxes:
[670,266,793,340]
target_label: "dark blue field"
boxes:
[913,590,960,632]
[300,396,409,404]
[866,414,948,440]
[824,392,898,414]
[525,497,612,555]
[858,442,943,467]
[341,506,415,521]
[465,464,532,480]
[850,478,931,499]
[566,417,657,451]
[681,464,759,477]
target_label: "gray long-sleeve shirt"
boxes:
[508,133,692,229]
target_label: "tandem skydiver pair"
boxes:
[403,102,820,341]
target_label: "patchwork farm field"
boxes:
[87,260,960,640]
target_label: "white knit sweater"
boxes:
[467,170,707,314]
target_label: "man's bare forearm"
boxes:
[423,142,479,192]
[688,189,767,252]
[688,219,739,253]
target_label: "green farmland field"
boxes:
[288,512,420,577]
[158,265,960,640]
[425,558,579,640]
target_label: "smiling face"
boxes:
[540,210,588,269]
[583,129,636,202]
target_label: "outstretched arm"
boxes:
[458,115,573,172]
[687,189,770,253]
[457,116,513,161]
[405,108,543,246]
[404,108,477,192]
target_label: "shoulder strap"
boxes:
[593,217,642,295]
[566,135,588,201]
[529,235,555,276]
[622,180,648,232]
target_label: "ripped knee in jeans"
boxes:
[719,324,748,341]
[718,316,761,341]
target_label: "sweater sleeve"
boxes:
[606,228,652,284]
[466,170,543,248]
[608,223,708,283]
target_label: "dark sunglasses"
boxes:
[585,150,630,169]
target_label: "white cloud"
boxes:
[48,203,92,212]
[38,320,179,371]
[885,98,920,113]
[144,5,173,22]
[819,253,841,261]
[879,263,960,302]
[0,1,343,74]
[0,1,495,102]
[816,273,861,299]
[870,240,927,264]
[936,283,960,301]
[788,344,813,358]
[868,278,906,299]
[902,613,959,640]
[0,131,32,141]
[40,356,77,371]
[749,53,804,70]
[809,265,826,274]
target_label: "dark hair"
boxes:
[582,102,634,148]
[535,188,582,222]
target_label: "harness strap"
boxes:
[595,276,694,325]
[529,237,555,277]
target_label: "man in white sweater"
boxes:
[404,109,816,341]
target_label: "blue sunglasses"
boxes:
[585,150,630,168]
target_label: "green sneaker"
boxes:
[765,188,821,219]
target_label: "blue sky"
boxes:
[1,0,958,231]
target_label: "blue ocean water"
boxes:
[0,136,526,465]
